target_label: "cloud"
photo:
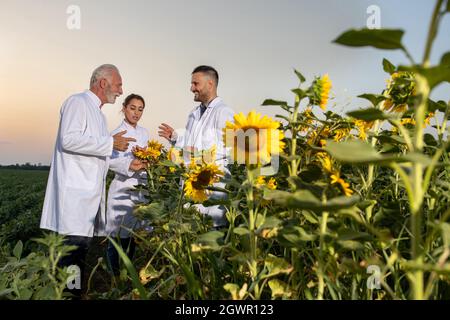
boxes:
[0,141,12,145]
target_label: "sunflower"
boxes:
[316,152,334,173]
[255,175,266,187]
[223,110,285,166]
[354,119,375,140]
[315,151,354,197]
[255,176,277,190]
[306,130,318,147]
[184,163,223,203]
[133,140,164,162]
[299,107,315,132]
[190,145,217,165]
[330,172,353,197]
[424,112,435,126]
[147,139,163,150]
[306,130,327,148]
[168,147,184,165]
[266,177,277,190]
[311,74,332,110]
[382,71,416,113]
[333,128,350,142]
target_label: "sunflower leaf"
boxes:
[333,28,405,50]
[383,58,396,74]
[357,94,387,107]
[265,189,360,212]
[347,107,391,121]
[325,140,383,163]
[194,231,225,251]
[262,99,289,107]
[441,52,450,66]
[294,68,306,83]
[291,88,307,100]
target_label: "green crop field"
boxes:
[0,168,115,299]
[0,169,49,246]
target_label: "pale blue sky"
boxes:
[0,0,449,164]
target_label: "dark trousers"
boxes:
[58,235,93,298]
[106,237,136,276]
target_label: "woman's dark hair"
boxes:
[122,93,145,107]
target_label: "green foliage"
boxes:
[0,233,75,300]
[347,108,391,121]
[333,29,405,50]
[0,170,48,245]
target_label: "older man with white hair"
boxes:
[40,64,145,297]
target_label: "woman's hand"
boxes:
[131,145,146,154]
[129,159,149,171]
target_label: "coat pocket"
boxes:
[64,159,99,191]
[200,127,217,150]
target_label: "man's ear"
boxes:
[100,78,107,89]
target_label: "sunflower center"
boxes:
[192,170,213,189]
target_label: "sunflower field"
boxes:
[1,0,450,301]
[110,0,450,300]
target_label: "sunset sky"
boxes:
[1,0,449,165]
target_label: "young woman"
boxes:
[105,93,149,276]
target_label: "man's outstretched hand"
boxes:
[158,123,175,142]
[113,130,136,151]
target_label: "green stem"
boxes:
[176,181,185,215]
[402,47,416,65]
[422,0,444,66]
[317,210,329,300]
[289,100,301,187]
[437,101,449,144]
[404,1,443,295]
[246,169,258,279]
[390,119,415,151]
[423,146,446,192]
[147,167,156,192]
[407,73,430,300]
[390,163,415,209]
[365,118,382,221]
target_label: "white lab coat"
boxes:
[174,97,234,167]
[102,120,149,238]
[40,90,130,237]
[172,97,235,226]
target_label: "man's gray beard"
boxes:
[105,89,116,104]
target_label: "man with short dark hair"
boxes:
[191,65,219,87]
[158,65,234,227]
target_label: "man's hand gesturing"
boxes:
[113,130,136,152]
[158,123,175,142]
